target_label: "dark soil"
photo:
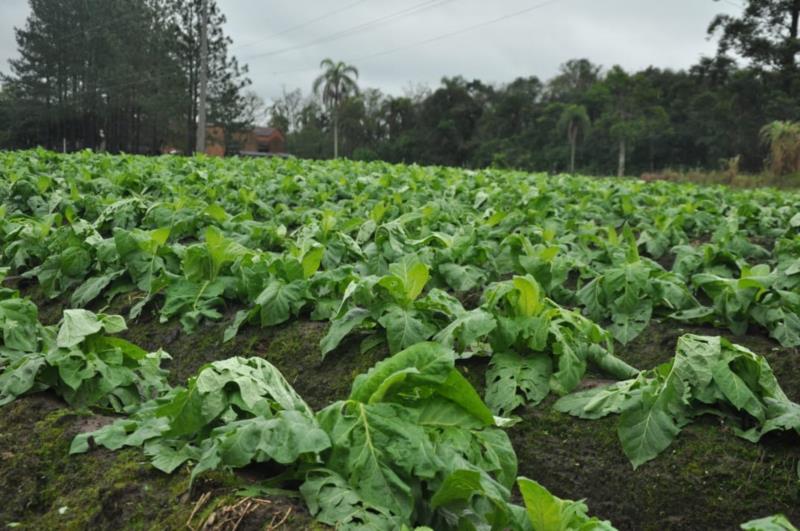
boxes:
[1,302,798,530]
[0,391,321,530]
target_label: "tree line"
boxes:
[1,0,799,177]
[0,0,256,155]
[273,0,800,176]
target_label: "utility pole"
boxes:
[195,0,209,154]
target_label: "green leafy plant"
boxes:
[741,514,798,531]
[555,334,800,468]
[112,226,177,316]
[320,254,451,356]
[160,226,250,332]
[223,243,324,341]
[72,342,527,530]
[0,308,170,411]
[482,275,638,416]
[301,342,521,530]
[20,221,100,299]
[517,477,617,531]
[672,261,800,347]
[70,356,329,481]
[577,231,700,344]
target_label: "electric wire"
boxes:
[268,0,567,76]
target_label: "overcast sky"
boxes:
[0,0,741,102]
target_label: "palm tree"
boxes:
[760,121,800,177]
[313,59,360,158]
[557,104,590,173]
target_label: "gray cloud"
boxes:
[0,0,741,102]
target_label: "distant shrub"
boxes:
[760,121,800,177]
[351,147,378,161]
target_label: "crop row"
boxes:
[0,150,799,528]
[0,285,796,530]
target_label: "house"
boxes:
[205,125,286,157]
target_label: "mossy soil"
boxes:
[1,294,799,530]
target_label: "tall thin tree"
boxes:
[313,58,359,158]
[195,0,209,154]
[557,104,590,173]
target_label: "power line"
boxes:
[353,0,566,63]
[32,0,450,96]
[17,0,371,53]
[84,0,455,94]
[240,0,455,62]
[720,0,744,9]
[15,0,566,102]
[268,0,568,77]
[232,0,372,52]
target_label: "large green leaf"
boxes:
[740,514,798,531]
[387,255,430,303]
[0,297,41,352]
[558,334,800,469]
[438,263,485,292]
[350,342,455,404]
[300,468,405,530]
[617,392,683,469]
[317,401,434,520]
[320,307,371,357]
[517,477,617,531]
[513,275,544,317]
[57,309,105,348]
[433,308,496,352]
[378,306,437,353]
[485,351,551,416]
[255,278,307,327]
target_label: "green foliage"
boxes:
[577,227,701,344]
[70,356,328,481]
[320,255,442,355]
[517,477,616,531]
[302,342,521,529]
[2,152,800,529]
[2,0,251,155]
[760,121,800,176]
[741,514,799,531]
[555,335,800,468]
[482,275,638,416]
[2,152,799,350]
[673,261,800,347]
[0,307,170,411]
[160,227,250,332]
[72,342,527,529]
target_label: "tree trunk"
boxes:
[196,0,209,155]
[790,0,799,65]
[784,0,800,88]
[569,139,576,174]
[333,111,339,159]
[568,123,577,173]
[617,138,626,177]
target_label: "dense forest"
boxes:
[0,0,255,155]
[1,0,799,176]
[274,0,800,176]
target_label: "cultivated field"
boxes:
[0,150,798,530]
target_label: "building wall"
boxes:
[205,125,227,157]
[204,126,285,157]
